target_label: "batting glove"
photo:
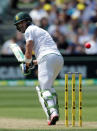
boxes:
[20,63,31,76]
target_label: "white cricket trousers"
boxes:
[38,54,64,91]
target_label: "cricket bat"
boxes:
[9,44,25,62]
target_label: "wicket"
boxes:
[65,72,82,127]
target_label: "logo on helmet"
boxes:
[16,15,19,20]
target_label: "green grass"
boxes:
[0,129,97,131]
[0,85,97,130]
[0,86,97,121]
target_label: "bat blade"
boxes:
[9,44,25,62]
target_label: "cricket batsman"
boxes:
[14,12,64,125]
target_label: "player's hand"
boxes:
[20,63,31,76]
[33,60,37,65]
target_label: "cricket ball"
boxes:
[84,42,91,49]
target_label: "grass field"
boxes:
[0,83,97,131]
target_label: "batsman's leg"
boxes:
[36,86,59,125]
[36,86,50,121]
[50,87,59,115]
[38,54,63,125]
[41,89,59,125]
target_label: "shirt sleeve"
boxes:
[24,28,33,42]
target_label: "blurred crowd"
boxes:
[1,0,97,55]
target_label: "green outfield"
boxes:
[0,83,97,131]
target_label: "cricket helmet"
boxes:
[14,12,32,25]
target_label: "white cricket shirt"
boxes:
[24,24,61,62]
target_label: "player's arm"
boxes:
[20,40,35,76]
[25,40,34,67]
